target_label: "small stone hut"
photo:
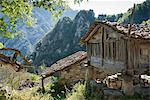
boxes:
[41,51,105,85]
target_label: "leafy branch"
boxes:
[0,0,85,39]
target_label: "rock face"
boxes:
[32,10,95,66]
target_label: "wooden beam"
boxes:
[41,76,45,94]
[85,25,100,42]
[101,27,104,66]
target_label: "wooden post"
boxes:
[122,4,136,96]
[101,27,104,66]
[41,76,45,94]
[148,48,150,71]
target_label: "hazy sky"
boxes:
[66,0,145,16]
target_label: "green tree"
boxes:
[0,0,85,39]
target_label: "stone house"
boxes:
[81,21,150,76]
[41,51,104,85]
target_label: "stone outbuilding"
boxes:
[41,51,105,85]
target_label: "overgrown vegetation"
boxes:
[67,83,86,100]
[0,75,149,100]
[142,19,150,25]
[0,65,100,100]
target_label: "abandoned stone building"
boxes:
[41,51,106,85]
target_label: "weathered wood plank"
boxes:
[101,27,104,66]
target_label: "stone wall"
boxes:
[57,59,107,85]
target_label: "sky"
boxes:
[66,0,145,17]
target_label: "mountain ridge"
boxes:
[32,10,95,66]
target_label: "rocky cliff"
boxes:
[32,10,95,66]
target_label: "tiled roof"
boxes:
[81,21,150,43]
[108,22,150,39]
[41,51,87,78]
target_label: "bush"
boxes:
[47,81,66,99]
[67,83,86,100]
[31,74,40,82]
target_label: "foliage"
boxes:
[66,82,101,100]
[0,42,5,49]
[44,77,66,99]
[66,68,103,100]
[0,0,64,38]
[66,69,91,100]
[142,19,150,25]
[67,83,86,100]
[118,0,150,24]
[39,64,47,72]
[0,0,34,38]
[31,74,40,82]
[0,0,85,39]
[6,87,54,100]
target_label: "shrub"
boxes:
[48,81,66,99]
[66,81,103,100]
[67,83,86,100]
[31,74,40,82]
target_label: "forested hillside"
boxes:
[118,0,150,24]
[97,0,150,24]
[32,10,95,66]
